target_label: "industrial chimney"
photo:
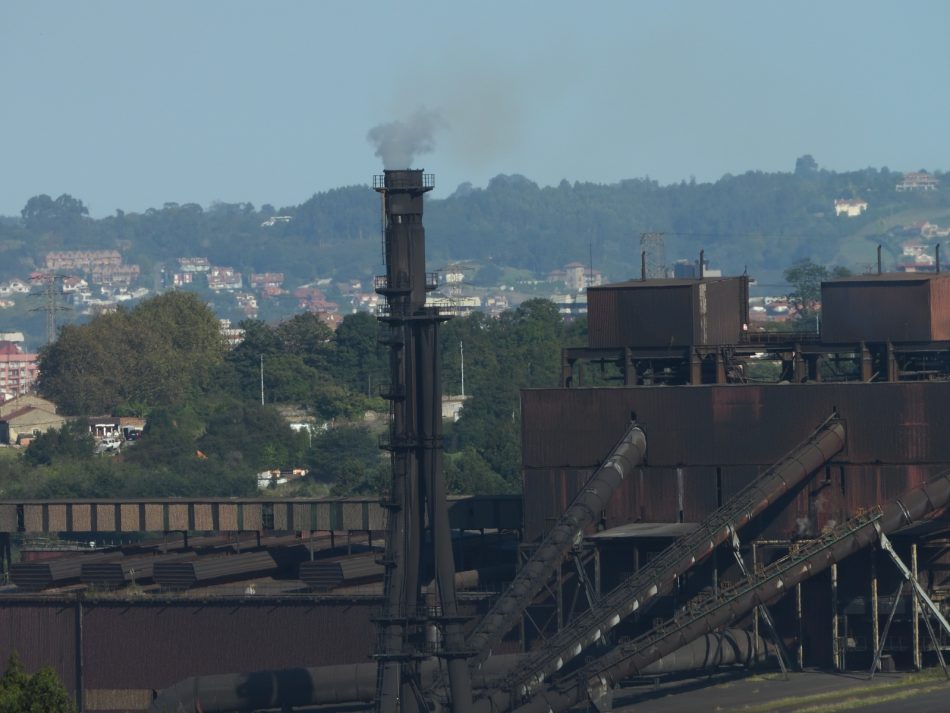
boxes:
[373,170,473,713]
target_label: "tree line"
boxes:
[2,292,582,498]
[2,161,946,291]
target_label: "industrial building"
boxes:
[4,173,950,713]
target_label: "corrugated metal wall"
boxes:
[1,496,521,536]
[0,595,501,712]
[523,463,943,542]
[588,282,695,348]
[522,383,950,541]
[81,599,378,689]
[587,278,746,348]
[931,276,950,340]
[523,383,950,468]
[0,601,77,692]
[821,276,942,344]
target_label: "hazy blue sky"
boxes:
[2,1,948,217]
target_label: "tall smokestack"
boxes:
[374,170,435,310]
[373,170,473,713]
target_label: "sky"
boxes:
[1,1,949,217]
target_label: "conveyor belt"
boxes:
[497,414,844,701]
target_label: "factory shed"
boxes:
[821,272,950,344]
[586,276,749,348]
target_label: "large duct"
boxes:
[505,467,950,713]
[148,631,767,712]
[637,629,772,676]
[466,422,647,661]
[496,414,844,701]
[149,656,522,713]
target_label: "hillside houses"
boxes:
[897,172,940,191]
[208,266,243,291]
[45,250,141,289]
[250,273,286,298]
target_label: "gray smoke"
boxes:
[367,108,447,169]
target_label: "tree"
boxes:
[24,421,93,467]
[21,667,75,713]
[332,312,387,395]
[20,194,88,234]
[37,292,225,415]
[444,448,511,495]
[307,425,384,494]
[794,155,818,176]
[276,312,333,363]
[0,652,28,711]
[784,258,827,319]
[0,652,75,713]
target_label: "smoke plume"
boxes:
[367,108,448,169]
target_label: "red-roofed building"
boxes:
[250,273,284,290]
[208,266,243,291]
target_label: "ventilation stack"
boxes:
[372,170,472,713]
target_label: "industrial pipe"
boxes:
[149,630,767,713]
[149,656,523,713]
[149,663,380,713]
[466,421,647,661]
[498,415,844,701]
[638,629,772,676]
[505,467,950,713]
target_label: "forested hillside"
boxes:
[3,161,948,290]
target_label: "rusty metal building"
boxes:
[519,271,950,678]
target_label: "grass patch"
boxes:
[727,669,947,713]
[0,447,21,461]
[792,682,949,713]
[743,673,784,683]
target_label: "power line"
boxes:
[29,273,72,345]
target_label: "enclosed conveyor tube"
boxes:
[496,414,844,702]
[505,467,950,713]
[149,656,524,713]
[149,631,768,713]
[466,421,646,661]
[638,629,772,676]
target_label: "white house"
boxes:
[834,199,868,217]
